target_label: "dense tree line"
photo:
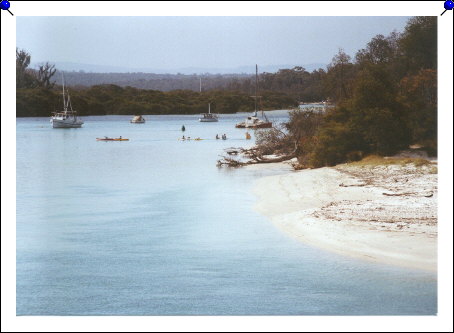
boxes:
[224,66,327,102]
[16,84,297,117]
[17,49,298,117]
[45,68,328,102]
[288,16,437,166]
[49,71,254,92]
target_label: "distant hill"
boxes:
[32,62,326,75]
[34,62,327,91]
[50,71,254,91]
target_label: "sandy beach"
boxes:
[253,160,437,271]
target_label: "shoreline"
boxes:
[252,161,437,272]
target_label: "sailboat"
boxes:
[50,75,84,128]
[199,103,219,122]
[235,64,272,129]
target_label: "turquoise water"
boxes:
[16,112,437,315]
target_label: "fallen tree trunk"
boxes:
[250,153,297,163]
[217,146,297,167]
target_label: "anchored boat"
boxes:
[199,103,218,122]
[130,115,146,123]
[235,65,272,129]
[51,75,84,128]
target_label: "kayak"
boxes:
[96,138,129,141]
[179,138,203,141]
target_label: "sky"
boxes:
[17,16,411,72]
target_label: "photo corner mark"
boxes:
[0,0,13,15]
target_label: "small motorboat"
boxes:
[96,137,129,141]
[130,115,145,123]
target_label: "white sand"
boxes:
[253,163,437,271]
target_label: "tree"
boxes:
[36,62,57,89]
[350,65,411,154]
[356,33,400,66]
[325,49,355,102]
[399,69,437,151]
[16,48,30,73]
[16,48,36,88]
[399,17,437,73]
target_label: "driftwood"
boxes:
[217,126,300,168]
[382,192,417,196]
[382,192,433,197]
[339,182,369,187]
[217,145,297,168]
[216,157,247,167]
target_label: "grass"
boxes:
[428,166,438,174]
[346,155,433,167]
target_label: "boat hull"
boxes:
[248,122,272,129]
[199,118,218,122]
[51,119,84,128]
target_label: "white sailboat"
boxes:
[236,64,272,129]
[50,75,84,128]
[199,103,219,122]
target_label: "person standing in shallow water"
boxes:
[181,125,185,131]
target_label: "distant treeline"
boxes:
[16,85,297,117]
[51,72,255,92]
[18,55,330,103]
[52,68,328,103]
[16,66,328,116]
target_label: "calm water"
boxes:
[16,111,437,315]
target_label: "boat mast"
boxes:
[208,103,211,114]
[61,73,67,112]
[256,65,269,122]
[199,77,202,93]
[254,64,258,117]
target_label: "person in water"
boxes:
[182,125,186,131]
[182,135,185,140]
[216,134,219,140]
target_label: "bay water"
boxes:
[16,111,437,315]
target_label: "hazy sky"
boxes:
[17,16,411,71]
